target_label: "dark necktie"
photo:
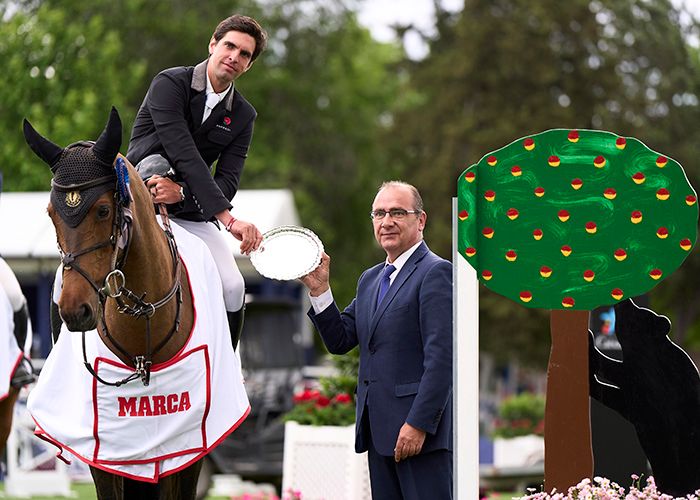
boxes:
[377,264,396,306]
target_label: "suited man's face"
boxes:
[372,186,426,262]
[207,30,256,92]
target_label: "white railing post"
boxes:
[5,387,72,497]
[453,197,480,498]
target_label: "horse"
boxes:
[22,107,244,499]
[0,388,19,457]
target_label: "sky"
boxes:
[357,0,462,58]
[357,0,700,58]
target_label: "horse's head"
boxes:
[24,108,126,331]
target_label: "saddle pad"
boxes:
[28,219,250,481]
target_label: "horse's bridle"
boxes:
[54,175,183,387]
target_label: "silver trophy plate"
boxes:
[250,226,324,281]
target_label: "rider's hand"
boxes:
[146,175,183,205]
[227,219,262,255]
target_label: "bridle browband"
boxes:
[54,175,183,387]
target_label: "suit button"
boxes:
[363,380,369,385]
[369,348,376,354]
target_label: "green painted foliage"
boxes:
[458,129,698,310]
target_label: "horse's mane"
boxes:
[118,154,152,217]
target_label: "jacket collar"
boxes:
[191,59,235,111]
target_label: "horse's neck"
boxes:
[123,211,175,295]
[103,201,192,365]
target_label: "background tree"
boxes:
[239,0,404,308]
[386,0,700,364]
[0,1,145,191]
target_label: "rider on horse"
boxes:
[49,15,268,354]
[126,14,268,352]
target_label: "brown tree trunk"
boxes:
[544,309,593,492]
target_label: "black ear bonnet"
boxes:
[48,142,116,227]
[23,108,123,228]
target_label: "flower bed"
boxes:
[492,393,545,439]
[284,374,356,427]
[518,476,700,499]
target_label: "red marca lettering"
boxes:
[117,392,192,417]
[118,397,136,417]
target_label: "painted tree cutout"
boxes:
[457,129,698,491]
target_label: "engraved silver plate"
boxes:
[250,226,324,281]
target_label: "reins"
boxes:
[55,175,183,387]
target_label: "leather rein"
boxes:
[54,175,183,387]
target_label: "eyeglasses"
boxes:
[369,208,421,220]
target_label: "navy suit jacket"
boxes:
[309,242,453,456]
[126,59,256,222]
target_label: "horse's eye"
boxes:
[97,205,111,219]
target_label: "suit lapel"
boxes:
[368,242,429,341]
[189,59,236,131]
[190,60,208,126]
[190,92,206,127]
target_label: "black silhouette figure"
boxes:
[589,298,700,495]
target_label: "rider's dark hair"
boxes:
[212,15,267,64]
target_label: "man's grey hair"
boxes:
[377,180,424,213]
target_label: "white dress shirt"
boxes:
[202,72,232,123]
[309,240,424,314]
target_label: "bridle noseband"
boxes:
[54,173,183,387]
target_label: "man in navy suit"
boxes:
[126,14,267,349]
[301,181,453,499]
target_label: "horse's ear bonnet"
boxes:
[23,107,122,228]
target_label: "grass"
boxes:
[1,480,519,499]
[0,481,230,499]
[1,482,93,499]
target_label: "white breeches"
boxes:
[171,218,245,312]
[0,257,26,312]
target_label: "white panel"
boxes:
[453,198,480,498]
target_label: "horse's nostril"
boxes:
[63,303,97,331]
[80,303,93,321]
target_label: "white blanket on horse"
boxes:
[27,220,251,482]
[0,285,22,402]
